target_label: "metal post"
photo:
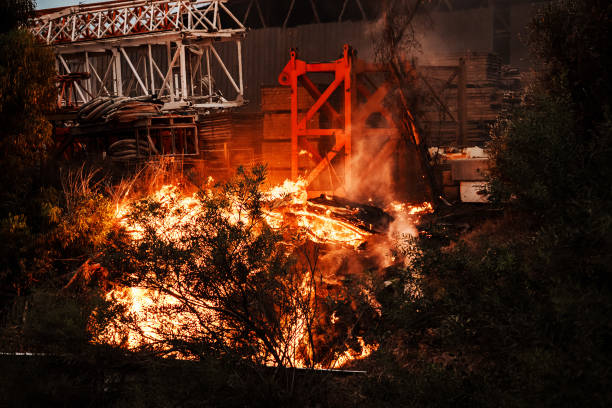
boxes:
[179,41,188,100]
[112,48,123,96]
[55,56,61,106]
[344,47,352,189]
[457,57,467,146]
[237,40,243,95]
[148,44,155,94]
[142,52,148,92]
[290,51,299,180]
[206,46,212,101]
[166,41,174,101]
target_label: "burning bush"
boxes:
[100,165,387,368]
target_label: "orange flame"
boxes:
[101,179,430,366]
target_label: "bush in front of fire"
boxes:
[0,0,120,361]
[101,165,378,371]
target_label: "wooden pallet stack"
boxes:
[197,112,262,178]
[259,85,320,185]
[419,52,518,147]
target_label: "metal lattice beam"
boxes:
[32,0,245,45]
[31,0,247,109]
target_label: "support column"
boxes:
[457,57,467,146]
[179,41,188,100]
[84,51,91,100]
[290,53,299,180]
[166,42,174,101]
[148,44,155,94]
[112,48,123,96]
[343,48,352,190]
[55,56,61,106]
[237,40,243,95]
[205,46,212,102]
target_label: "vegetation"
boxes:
[104,166,310,366]
[334,0,612,406]
[0,0,117,359]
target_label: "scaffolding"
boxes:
[31,0,247,109]
[278,45,414,194]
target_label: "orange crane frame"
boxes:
[278,44,418,195]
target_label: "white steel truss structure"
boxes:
[31,0,247,109]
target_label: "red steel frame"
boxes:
[279,44,354,188]
[279,44,418,194]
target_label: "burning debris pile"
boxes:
[98,172,432,368]
[76,96,161,125]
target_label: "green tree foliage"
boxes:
[0,28,56,177]
[0,16,58,301]
[0,1,117,331]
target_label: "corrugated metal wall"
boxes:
[226,21,375,111]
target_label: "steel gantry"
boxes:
[31,0,247,109]
[278,44,419,195]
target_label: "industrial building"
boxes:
[32,0,546,202]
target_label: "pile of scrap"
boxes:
[308,195,393,234]
[76,96,161,125]
[430,146,490,203]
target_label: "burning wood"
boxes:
[97,176,432,368]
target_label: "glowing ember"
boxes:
[333,337,379,368]
[386,201,434,215]
[263,178,308,205]
[98,286,195,349]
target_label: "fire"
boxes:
[101,178,431,367]
[115,184,202,240]
[386,201,434,215]
[333,337,378,368]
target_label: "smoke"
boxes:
[345,123,398,204]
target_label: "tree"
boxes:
[0,0,35,34]
[0,2,57,322]
[103,166,316,367]
[0,28,56,172]
[488,0,612,231]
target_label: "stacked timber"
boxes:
[419,52,523,147]
[259,86,319,185]
[422,52,502,86]
[197,112,262,178]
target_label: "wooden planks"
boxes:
[419,52,523,147]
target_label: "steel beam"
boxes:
[278,44,417,195]
[31,0,246,109]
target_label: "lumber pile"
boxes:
[419,52,524,147]
[198,112,262,177]
[259,86,320,185]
